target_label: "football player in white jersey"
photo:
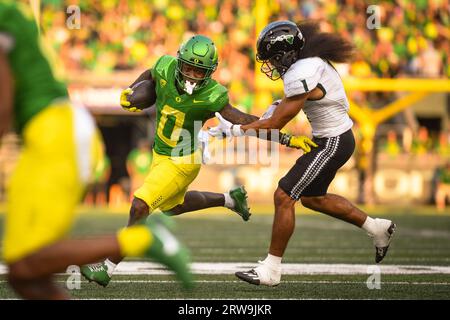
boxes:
[209,21,396,287]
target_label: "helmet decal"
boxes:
[256,20,305,80]
[270,34,294,45]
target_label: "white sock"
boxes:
[263,253,282,269]
[362,216,378,235]
[104,259,117,277]
[223,192,235,209]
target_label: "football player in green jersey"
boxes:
[0,1,192,299]
[81,35,316,286]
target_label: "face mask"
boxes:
[184,80,197,95]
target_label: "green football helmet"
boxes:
[175,35,218,94]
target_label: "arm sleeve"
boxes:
[215,91,230,110]
[209,87,230,113]
[0,4,35,53]
[150,56,165,79]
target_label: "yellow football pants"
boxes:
[133,150,201,212]
[3,101,103,263]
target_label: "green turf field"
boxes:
[0,208,449,299]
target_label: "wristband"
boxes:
[280,133,292,146]
[231,124,244,136]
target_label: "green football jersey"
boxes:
[151,55,229,156]
[0,1,68,133]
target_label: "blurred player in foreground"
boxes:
[0,1,191,299]
[209,21,397,286]
[81,34,317,286]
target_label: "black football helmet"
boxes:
[256,20,305,80]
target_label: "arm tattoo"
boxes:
[219,104,259,125]
[219,104,292,145]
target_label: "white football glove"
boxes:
[208,112,244,139]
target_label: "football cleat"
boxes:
[80,262,111,287]
[229,186,251,221]
[144,215,194,289]
[368,218,397,263]
[235,261,281,286]
[235,269,261,285]
[82,215,193,289]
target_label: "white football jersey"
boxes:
[282,57,353,138]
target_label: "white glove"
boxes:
[260,99,281,120]
[208,112,244,139]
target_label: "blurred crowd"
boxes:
[37,0,255,110]
[19,0,450,156]
[379,127,450,157]
[2,1,449,207]
[276,0,450,79]
[28,0,449,112]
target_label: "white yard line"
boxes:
[0,280,449,285]
[1,262,450,275]
[92,280,450,285]
[105,262,450,275]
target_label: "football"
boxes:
[128,79,157,110]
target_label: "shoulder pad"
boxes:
[205,81,229,112]
[152,55,176,78]
[283,57,325,97]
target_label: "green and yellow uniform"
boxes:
[0,2,102,263]
[152,55,228,156]
[134,55,229,211]
[0,1,67,133]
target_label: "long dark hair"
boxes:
[296,21,354,63]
